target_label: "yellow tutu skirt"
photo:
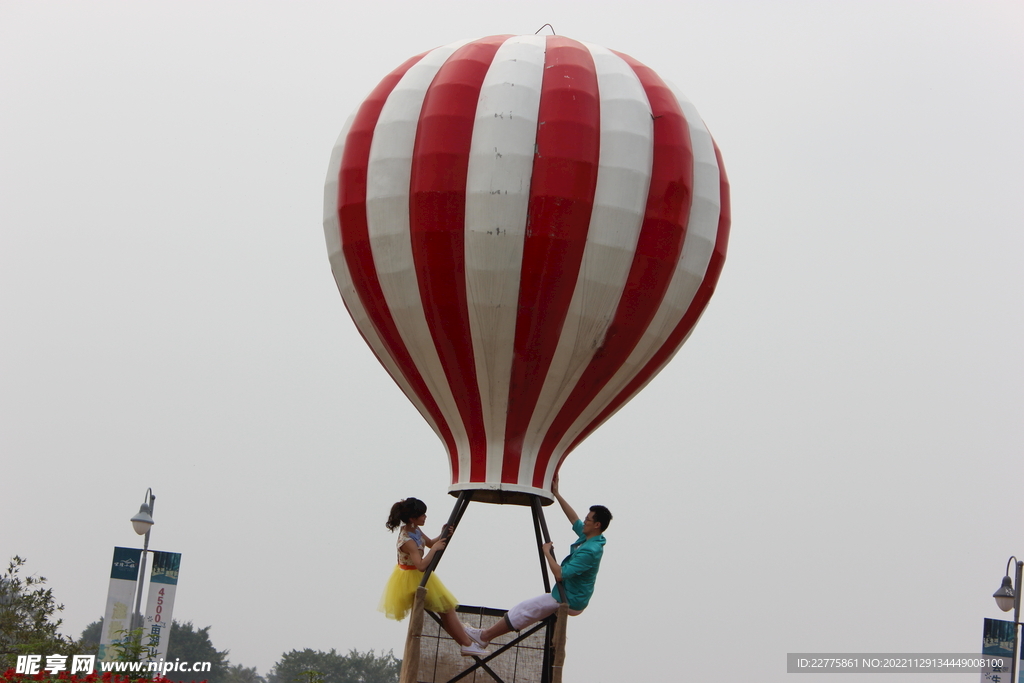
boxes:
[379,565,459,620]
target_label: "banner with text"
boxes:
[980,617,1016,683]
[143,551,181,662]
[98,547,142,662]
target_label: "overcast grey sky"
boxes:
[2,2,1022,682]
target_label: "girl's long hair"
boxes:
[386,497,427,531]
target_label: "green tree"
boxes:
[165,621,230,683]
[268,649,399,683]
[224,663,266,683]
[0,556,82,668]
[341,650,400,683]
[79,618,102,653]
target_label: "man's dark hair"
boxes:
[589,505,612,531]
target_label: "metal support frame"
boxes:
[401,492,567,683]
[530,498,551,594]
[529,496,566,605]
[420,491,473,588]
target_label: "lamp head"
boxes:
[993,575,1015,612]
[130,503,154,536]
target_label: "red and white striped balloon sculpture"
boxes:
[324,34,730,504]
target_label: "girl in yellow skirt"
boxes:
[381,497,487,657]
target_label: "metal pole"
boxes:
[1013,560,1022,683]
[132,491,155,631]
[530,495,566,604]
[530,499,551,593]
[420,491,472,587]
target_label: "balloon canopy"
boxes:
[324,34,730,505]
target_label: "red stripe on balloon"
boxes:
[565,138,731,458]
[531,52,695,488]
[501,36,601,484]
[409,36,510,483]
[335,52,465,473]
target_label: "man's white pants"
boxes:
[506,594,583,631]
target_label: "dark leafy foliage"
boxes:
[0,557,83,668]
[223,664,264,683]
[165,621,229,683]
[267,649,399,683]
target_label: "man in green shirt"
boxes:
[467,477,611,644]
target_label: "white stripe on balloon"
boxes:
[519,43,655,487]
[366,40,474,475]
[463,34,547,485]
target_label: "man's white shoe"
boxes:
[463,625,488,648]
[461,641,488,657]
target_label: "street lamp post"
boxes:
[993,556,1022,683]
[129,488,156,631]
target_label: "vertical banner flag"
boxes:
[143,551,181,662]
[98,547,142,661]
[981,618,1016,683]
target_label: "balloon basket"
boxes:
[402,602,568,683]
